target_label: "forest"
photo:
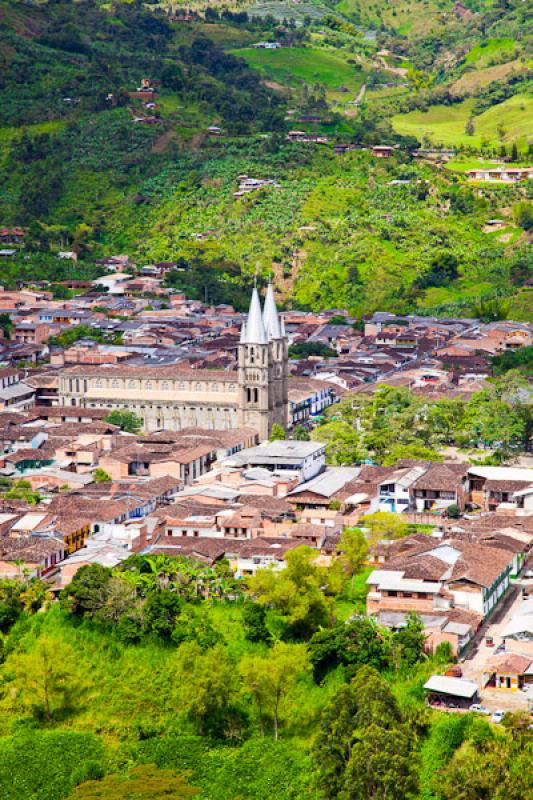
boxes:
[0,548,532,800]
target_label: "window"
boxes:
[179,382,185,390]
[128,380,136,389]
[112,380,119,389]
[145,381,152,389]
[95,379,103,388]
[195,383,202,391]
[161,381,169,390]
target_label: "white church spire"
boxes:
[243,287,268,344]
[262,282,282,340]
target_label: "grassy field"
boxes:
[392,94,533,151]
[334,0,453,35]
[450,59,523,96]
[247,1,327,23]
[464,37,518,67]
[231,46,364,96]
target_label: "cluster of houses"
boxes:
[1,399,532,614]
[0,264,531,705]
[0,273,531,418]
[233,176,281,197]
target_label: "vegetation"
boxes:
[105,410,143,434]
[0,546,531,800]
[0,0,530,320]
[311,379,532,464]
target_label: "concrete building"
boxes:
[57,286,289,440]
[223,440,326,483]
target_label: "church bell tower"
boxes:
[238,285,288,440]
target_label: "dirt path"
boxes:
[271,247,307,300]
[151,128,177,154]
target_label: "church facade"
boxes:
[57,286,289,441]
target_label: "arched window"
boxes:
[161,381,169,390]
[195,382,202,391]
[145,381,152,389]
[95,379,102,388]
[128,380,136,389]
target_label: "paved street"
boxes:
[460,578,533,713]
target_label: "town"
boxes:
[0,266,532,723]
[0,0,532,796]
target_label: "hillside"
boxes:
[0,0,531,319]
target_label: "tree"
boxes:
[68,765,197,800]
[465,117,475,136]
[309,618,390,682]
[92,468,111,483]
[242,601,270,643]
[335,528,368,599]
[3,635,78,720]
[314,666,418,800]
[105,410,143,434]
[250,546,333,640]
[0,313,13,340]
[0,579,24,632]
[292,425,310,441]
[512,201,533,231]
[288,342,337,359]
[360,512,409,544]
[392,612,426,669]
[270,423,286,441]
[174,643,241,738]
[311,420,363,466]
[383,443,442,466]
[61,563,113,616]
[239,641,309,739]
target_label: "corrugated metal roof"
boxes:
[423,676,478,698]
[288,467,360,498]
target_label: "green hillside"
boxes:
[232,46,364,94]
[0,0,531,320]
[392,94,533,151]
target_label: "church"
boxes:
[57,285,289,441]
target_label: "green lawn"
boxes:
[232,46,364,95]
[392,94,533,150]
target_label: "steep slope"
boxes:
[0,0,531,319]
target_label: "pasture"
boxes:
[232,46,365,95]
[392,94,533,151]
